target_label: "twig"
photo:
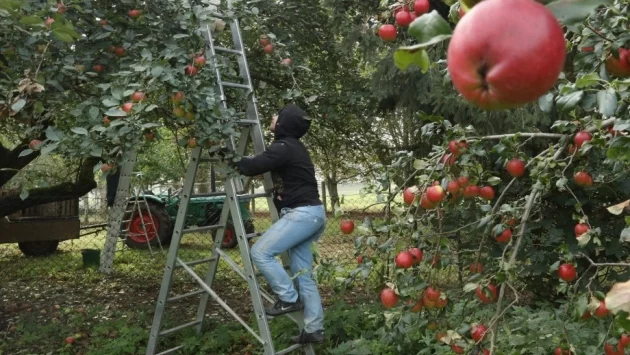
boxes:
[489,186,540,354]
[584,23,614,43]
[468,132,565,141]
[578,253,630,268]
[34,41,51,78]
[481,282,520,348]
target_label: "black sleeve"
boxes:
[237,141,289,176]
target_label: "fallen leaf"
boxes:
[607,200,630,215]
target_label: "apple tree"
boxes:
[336,0,630,354]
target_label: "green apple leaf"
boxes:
[596,88,617,117]
[393,47,430,72]
[407,10,453,47]
[556,90,583,112]
[575,72,600,88]
[547,0,613,25]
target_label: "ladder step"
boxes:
[221,81,250,90]
[276,344,303,355]
[238,192,271,200]
[209,12,230,20]
[237,119,260,126]
[182,224,223,234]
[246,232,261,239]
[159,320,202,336]
[214,46,243,55]
[175,257,217,268]
[155,345,184,355]
[191,192,226,198]
[168,289,206,302]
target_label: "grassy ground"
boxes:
[0,195,386,354]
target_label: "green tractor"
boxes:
[122,188,255,250]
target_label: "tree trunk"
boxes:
[0,157,99,217]
[325,173,340,211]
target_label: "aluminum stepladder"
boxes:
[145,5,315,355]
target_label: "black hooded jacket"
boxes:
[237,105,322,210]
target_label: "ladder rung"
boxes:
[182,225,223,234]
[155,345,184,355]
[175,257,217,268]
[237,119,259,126]
[210,12,230,20]
[214,46,243,55]
[199,157,221,163]
[276,344,303,355]
[246,232,261,239]
[191,192,226,198]
[237,192,271,200]
[168,289,206,302]
[221,81,250,90]
[159,320,202,336]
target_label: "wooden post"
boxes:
[321,181,327,213]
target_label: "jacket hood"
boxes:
[274,104,311,140]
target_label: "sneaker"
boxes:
[290,329,325,344]
[265,298,303,317]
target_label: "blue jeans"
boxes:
[250,205,326,333]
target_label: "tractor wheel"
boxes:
[122,201,173,250]
[217,223,238,249]
[18,240,60,257]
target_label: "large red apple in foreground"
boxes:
[447,0,566,110]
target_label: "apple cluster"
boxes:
[378,0,430,42]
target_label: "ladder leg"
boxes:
[193,190,232,333]
[146,147,203,355]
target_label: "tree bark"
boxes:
[325,173,340,211]
[0,157,99,217]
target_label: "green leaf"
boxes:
[173,34,189,39]
[620,227,630,243]
[538,93,554,113]
[102,98,120,107]
[45,126,61,141]
[393,47,430,72]
[575,72,600,88]
[407,10,453,46]
[141,48,152,60]
[19,16,43,26]
[556,177,568,190]
[18,148,34,157]
[151,66,164,77]
[145,104,158,112]
[88,106,100,119]
[607,136,630,162]
[487,176,501,186]
[597,88,617,117]
[71,127,88,135]
[52,28,75,43]
[556,90,584,112]
[547,0,613,25]
[463,283,479,293]
[10,99,26,112]
[20,189,29,200]
[41,142,59,155]
[111,87,124,100]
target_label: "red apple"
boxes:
[45,17,55,28]
[448,140,468,156]
[379,24,397,42]
[457,176,470,188]
[185,65,198,76]
[403,187,416,205]
[121,102,134,113]
[506,158,526,177]
[471,324,488,342]
[440,153,457,166]
[495,228,512,243]
[430,254,440,268]
[93,64,104,73]
[414,0,430,15]
[57,3,67,14]
[447,181,460,194]
[573,131,592,148]
[451,344,465,354]
[144,132,154,141]
[99,19,107,26]
[574,223,589,237]
[555,347,570,355]
[476,284,498,304]
[260,36,269,46]
[425,287,440,301]
[426,185,445,203]
[281,58,292,66]
[357,255,363,264]
[409,299,423,312]
[114,47,125,57]
[395,251,414,269]
[574,171,593,187]
[130,91,146,102]
[103,116,111,126]
[381,288,398,308]
[264,44,274,54]
[605,48,630,77]
[558,263,577,282]
[594,300,609,318]
[194,56,207,67]
[604,343,623,355]
[409,248,423,264]
[469,262,483,273]
[463,185,480,198]
[395,10,413,27]
[479,186,495,200]
[29,139,42,150]
[171,91,184,104]
[446,0,566,110]
[340,219,354,234]
[128,9,142,18]
[65,336,75,344]
[420,194,437,209]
